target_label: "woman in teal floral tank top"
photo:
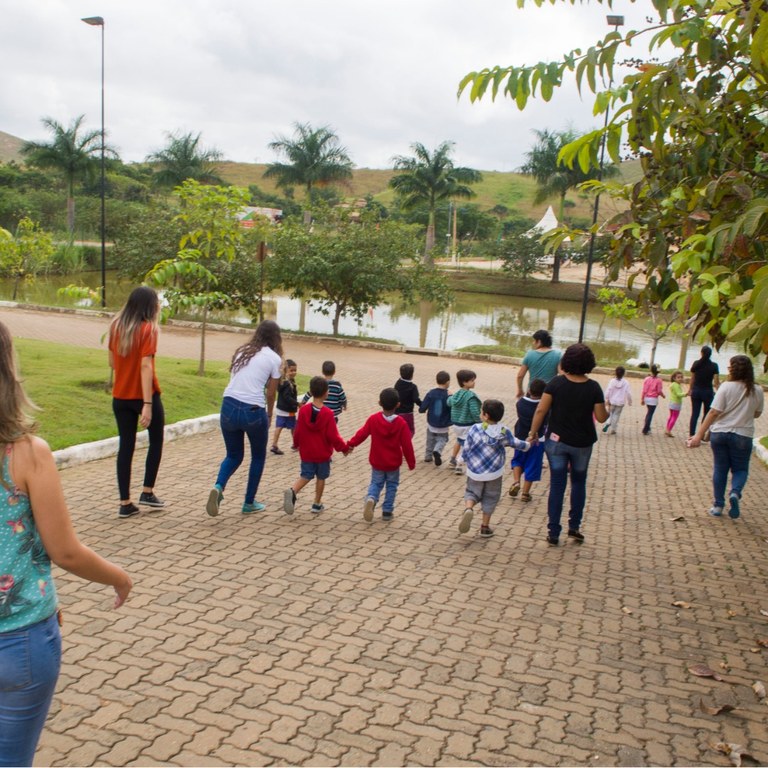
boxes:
[0,321,132,767]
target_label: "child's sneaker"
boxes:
[363,497,375,522]
[728,492,740,519]
[708,506,724,517]
[479,525,494,538]
[458,508,473,534]
[508,482,521,498]
[382,512,394,521]
[206,485,223,517]
[118,503,139,519]
[242,501,266,515]
[311,503,325,514]
[283,489,296,515]
[432,451,442,467]
[454,464,464,475]
[424,456,433,463]
[448,457,457,468]
[270,445,284,455]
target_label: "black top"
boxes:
[690,358,719,390]
[544,375,604,447]
[394,379,422,414]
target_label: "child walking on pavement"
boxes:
[348,387,416,522]
[603,365,633,435]
[448,369,482,475]
[419,370,451,465]
[665,370,687,437]
[509,378,546,503]
[641,364,665,435]
[394,363,421,437]
[458,399,530,538]
[301,360,347,422]
[271,359,298,455]
[284,376,350,515]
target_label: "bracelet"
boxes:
[143,401,152,405]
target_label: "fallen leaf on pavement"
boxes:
[760,609,768,617]
[689,664,724,681]
[672,601,692,608]
[622,606,633,614]
[753,681,766,699]
[720,662,731,671]
[711,742,759,767]
[699,699,736,715]
[727,610,737,618]
[756,638,768,647]
[669,515,686,521]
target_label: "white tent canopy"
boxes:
[527,205,560,236]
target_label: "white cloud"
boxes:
[1,0,656,171]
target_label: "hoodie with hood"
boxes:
[294,402,349,462]
[348,412,416,472]
[463,422,529,482]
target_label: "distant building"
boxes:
[237,206,283,227]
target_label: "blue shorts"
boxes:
[300,461,331,481]
[510,441,545,482]
[275,414,296,429]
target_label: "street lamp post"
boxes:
[578,14,624,343]
[82,15,106,309]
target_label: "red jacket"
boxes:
[294,403,349,462]
[348,412,416,472]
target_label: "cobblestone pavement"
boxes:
[3,307,768,767]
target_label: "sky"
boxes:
[2,0,656,173]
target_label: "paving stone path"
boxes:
[3,306,768,767]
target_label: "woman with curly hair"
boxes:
[108,286,165,519]
[206,320,283,517]
[687,355,764,519]
[528,343,608,546]
[0,320,131,766]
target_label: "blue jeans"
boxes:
[0,613,61,767]
[215,397,269,505]
[710,431,753,508]
[642,404,657,434]
[545,439,594,539]
[366,469,401,513]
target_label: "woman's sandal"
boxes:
[509,482,521,497]
[521,492,532,502]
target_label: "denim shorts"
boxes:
[300,460,331,480]
[275,415,296,429]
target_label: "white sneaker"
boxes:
[283,489,296,515]
[458,508,473,534]
[363,497,375,522]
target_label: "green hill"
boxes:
[218,159,638,222]
[0,130,24,163]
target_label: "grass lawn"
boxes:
[16,339,309,451]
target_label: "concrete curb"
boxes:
[52,414,220,470]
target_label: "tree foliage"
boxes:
[146,181,251,374]
[146,131,224,189]
[460,0,768,366]
[21,115,112,234]
[264,123,353,202]
[268,207,450,335]
[389,141,482,262]
[0,217,54,299]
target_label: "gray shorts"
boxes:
[464,476,503,515]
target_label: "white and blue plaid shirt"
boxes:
[464,422,529,481]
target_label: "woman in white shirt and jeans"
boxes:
[206,321,283,517]
[687,354,764,519]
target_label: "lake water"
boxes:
[0,272,746,370]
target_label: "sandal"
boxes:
[508,482,521,498]
[521,492,532,502]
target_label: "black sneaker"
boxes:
[567,529,585,542]
[546,537,559,547]
[382,512,394,521]
[479,525,494,538]
[139,492,165,508]
[433,451,442,467]
[311,503,325,514]
[118,503,139,519]
[284,488,296,515]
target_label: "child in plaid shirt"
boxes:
[458,399,530,538]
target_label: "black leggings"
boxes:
[112,394,164,501]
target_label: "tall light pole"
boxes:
[578,14,624,343]
[82,15,106,308]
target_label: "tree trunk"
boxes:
[649,337,658,369]
[424,209,436,263]
[332,306,342,336]
[66,196,75,235]
[198,305,208,376]
[551,249,562,283]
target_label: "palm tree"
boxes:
[264,122,353,202]
[21,115,107,234]
[146,131,224,188]
[520,128,617,283]
[389,141,482,262]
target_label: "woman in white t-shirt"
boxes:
[688,355,764,519]
[206,321,283,517]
